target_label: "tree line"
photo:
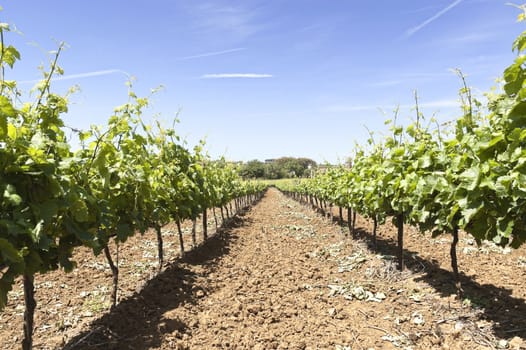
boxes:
[238,157,317,179]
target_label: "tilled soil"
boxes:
[1,188,526,349]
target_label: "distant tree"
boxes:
[264,162,281,179]
[238,157,317,179]
[295,157,318,176]
[239,159,266,178]
[273,157,293,177]
[273,157,317,178]
[344,157,353,168]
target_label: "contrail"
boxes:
[177,48,246,61]
[405,0,463,37]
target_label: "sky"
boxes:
[2,0,524,164]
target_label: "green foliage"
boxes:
[0,23,267,315]
[239,157,317,179]
[0,39,99,309]
[280,4,526,255]
[239,159,266,178]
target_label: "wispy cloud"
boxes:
[443,32,495,45]
[365,70,456,88]
[324,99,460,113]
[324,105,382,112]
[201,73,273,79]
[405,0,463,38]
[177,47,246,61]
[368,80,403,88]
[186,3,263,42]
[401,5,441,15]
[429,32,497,51]
[19,69,130,84]
[417,99,460,108]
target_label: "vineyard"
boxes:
[2,4,526,350]
[274,7,526,290]
[1,188,525,349]
[0,19,265,350]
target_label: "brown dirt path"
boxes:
[64,188,526,349]
[65,187,362,349]
[2,188,526,349]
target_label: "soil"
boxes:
[1,188,526,349]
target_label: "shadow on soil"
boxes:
[297,199,526,340]
[357,227,526,340]
[62,205,256,350]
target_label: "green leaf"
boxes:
[0,269,17,311]
[116,223,131,242]
[513,31,526,52]
[62,219,95,244]
[6,123,16,140]
[496,218,514,240]
[0,95,15,117]
[79,130,91,141]
[3,45,20,68]
[31,220,45,244]
[71,199,90,222]
[0,96,15,139]
[0,117,6,140]
[0,219,22,236]
[33,200,59,222]
[487,134,504,149]
[508,101,526,128]
[3,184,22,206]
[459,167,480,191]
[0,238,22,263]
[418,154,432,169]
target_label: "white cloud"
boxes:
[368,80,403,88]
[324,105,381,112]
[405,0,463,38]
[443,32,495,45]
[417,99,460,108]
[401,5,441,15]
[186,3,262,42]
[177,48,246,61]
[200,73,273,79]
[19,69,130,84]
[324,98,460,113]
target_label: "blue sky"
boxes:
[3,0,523,163]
